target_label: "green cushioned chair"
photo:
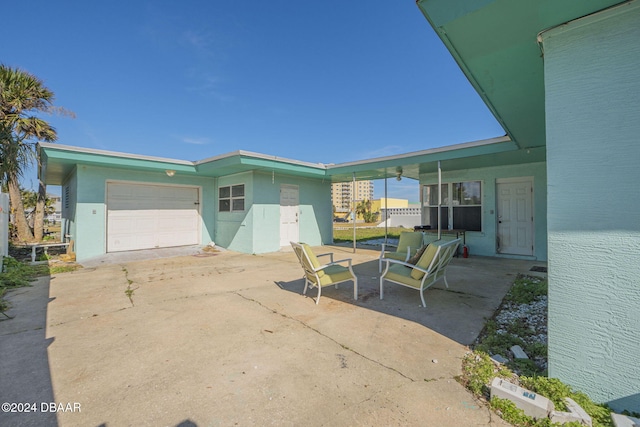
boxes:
[379,231,425,272]
[291,242,358,305]
[379,238,461,308]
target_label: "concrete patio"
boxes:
[0,245,543,426]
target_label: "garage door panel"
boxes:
[107,183,200,252]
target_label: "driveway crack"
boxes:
[232,291,416,383]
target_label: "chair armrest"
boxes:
[316,252,334,263]
[315,258,352,271]
[381,258,415,269]
[380,243,398,252]
[380,257,432,276]
[331,258,353,267]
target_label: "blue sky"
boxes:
[2,1,503,201]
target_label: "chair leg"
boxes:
[443,275,449,289]
[315,285,321,305]
[303,278,309,296]
[353,277,358,300]
[420,289,427,308]
[379,277,384,300]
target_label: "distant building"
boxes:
[46,194,62,223]
[331,180,374,217]
[373,199,422,228]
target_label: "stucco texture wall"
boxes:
[251,172,331,253]
[543,3,640,412]
[215,171,331,254]
[72,165,216,261]
[420,161,547,261]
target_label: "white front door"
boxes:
[496,178,534,256]
[280,184,299,246]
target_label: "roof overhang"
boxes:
[38,135,546,186]
[415,0,626,150]
[326,135,544,182]
[38,143,328,185]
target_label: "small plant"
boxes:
[505,275,547,305]
[37,252,51,262]
[459,351,513,396]
[124,285,136,306]
[122,267,138,307]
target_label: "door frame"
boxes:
[279,184,299,247]
[495,176,534,256]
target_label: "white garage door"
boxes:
[107,182,200,252]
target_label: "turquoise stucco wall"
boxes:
[420,161,547,261]
[215,172,254,253]
[542,3,640,412]
[216,171,331,254]
[251,171,332,252]
[70,165,216,261]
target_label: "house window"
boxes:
[219,184,245,212]
[422,181,482,231]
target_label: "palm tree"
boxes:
[1,64,59,242]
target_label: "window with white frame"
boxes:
[219,184,245,212]
[422,181,482,231]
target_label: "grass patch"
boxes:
[1,255,81,318]
[463,273,615,427]
[333,226,406,243]
[461,352,614,426]
[507,275,548,305]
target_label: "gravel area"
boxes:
[482,275,549,372]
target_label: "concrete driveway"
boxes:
[0,245,538,426]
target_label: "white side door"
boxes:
[280,184,299,246]
[496,178,534,256]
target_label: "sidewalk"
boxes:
[0,246,539,426]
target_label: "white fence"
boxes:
[377,214,422,229]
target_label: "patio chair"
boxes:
[290,242,358,305]
[378,231,424,272]
[380,238,461,308]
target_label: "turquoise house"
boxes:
[38,145,333,260]
[38,0,639,412]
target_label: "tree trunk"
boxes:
[33,180,47,241]
[7,175,35,242]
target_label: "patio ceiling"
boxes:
[326,135,545,183]
[415,0,625,150]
